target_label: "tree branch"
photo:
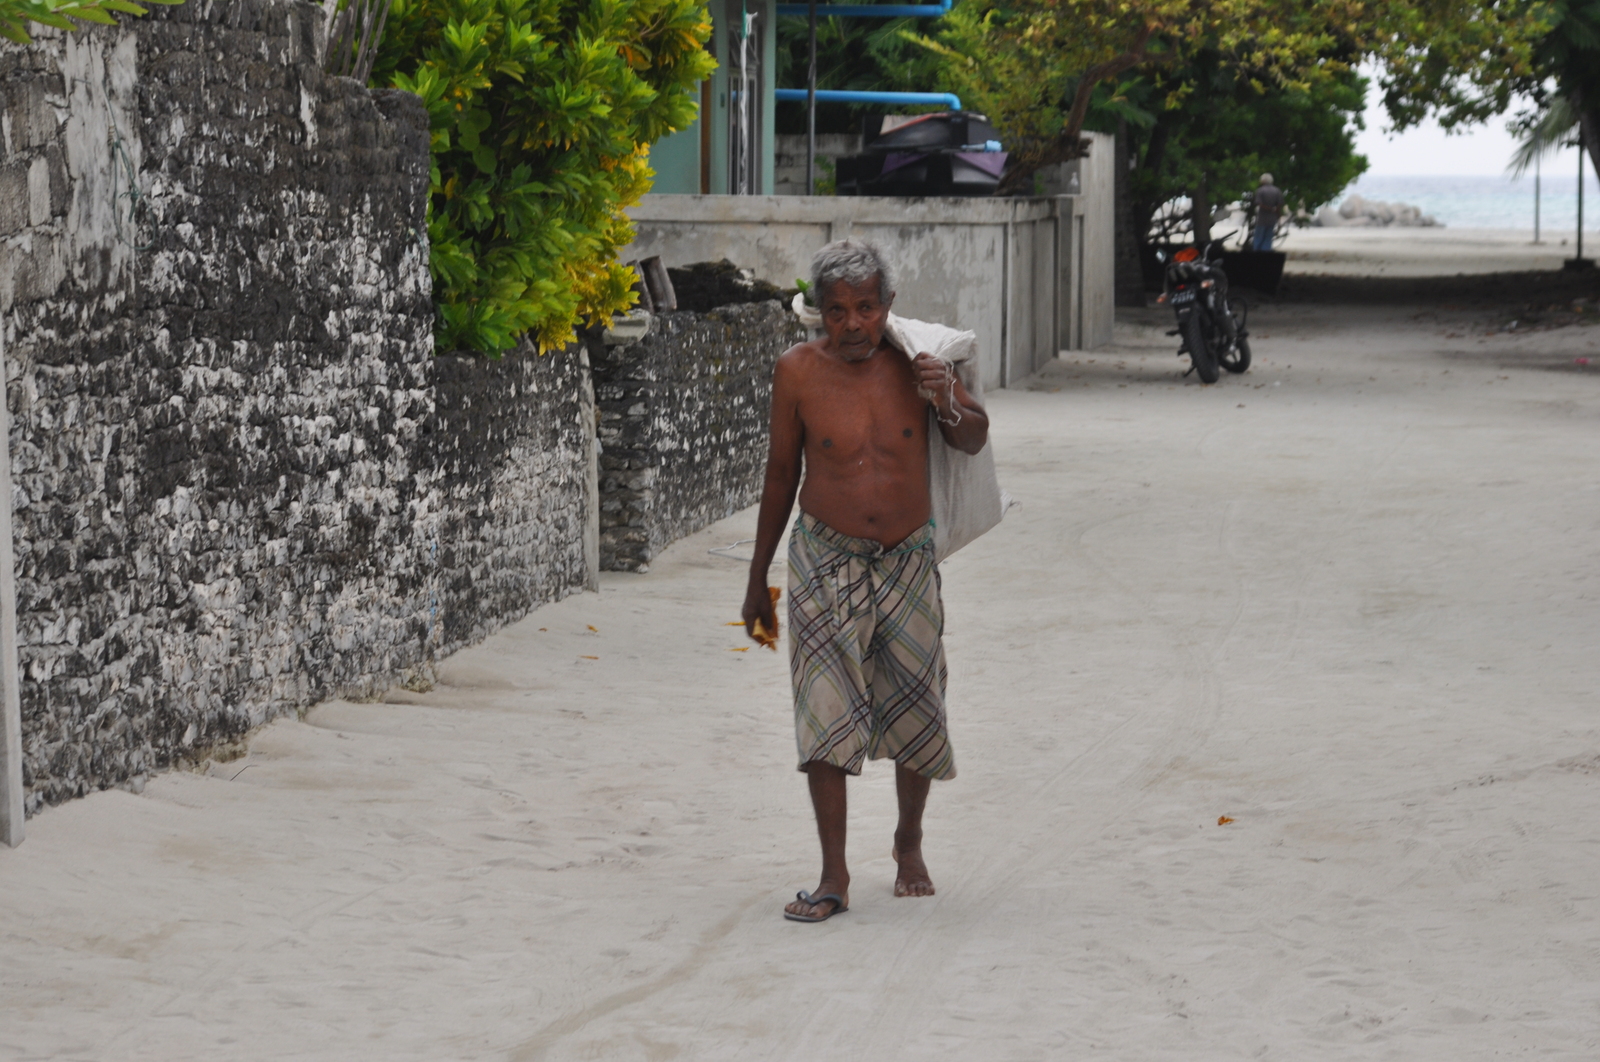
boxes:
[996,22,1172,195]
[1061,24,1158,149]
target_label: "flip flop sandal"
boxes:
[783,890,848,923]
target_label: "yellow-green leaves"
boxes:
[915,0,1547,192]
[374,0,713,354]
[0,0,182,44]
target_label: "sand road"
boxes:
[3,302,1599,1061]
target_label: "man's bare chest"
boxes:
[798,356,927,459]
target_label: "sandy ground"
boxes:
[1281,226,1600,276]
[4,302,1600,1061]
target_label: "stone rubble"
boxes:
[1313,193,1443,228]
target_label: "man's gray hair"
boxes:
[810,239,895,304]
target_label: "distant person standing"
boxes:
[1253,174,1285,251]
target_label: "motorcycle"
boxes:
[1158,237,1252,384]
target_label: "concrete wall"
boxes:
[774,134,862,196]
[1073,131,1116,349]
[0,3,595,816]
[591,302,804,572]
[1029,131,1114,348]
[624,151,1115,391]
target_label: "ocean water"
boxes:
[1339,174,1600,231]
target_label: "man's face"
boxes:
[820,276,892,362]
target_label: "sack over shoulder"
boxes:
[884,314,1007,562]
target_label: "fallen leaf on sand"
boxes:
[580,655,598,660]
[729,646,750,652]
[586,625,598,632]
[724,621,744,626]
[752,587,781,650]
[1217,816,1234,825]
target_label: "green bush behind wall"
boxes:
[373,0,715,355]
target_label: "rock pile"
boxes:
[1313,194,1442,228]
[666,259,791,313]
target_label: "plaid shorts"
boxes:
[787,511,955,780]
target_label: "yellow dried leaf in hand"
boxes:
[752,586,781,650]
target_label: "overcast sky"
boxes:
[1352,70,1582,179]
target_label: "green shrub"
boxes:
[372,0,715,354]
[0,0,180,44]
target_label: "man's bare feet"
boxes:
[892,830,935,897]
[784,877,850,921]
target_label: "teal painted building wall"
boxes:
[649,0,776,196]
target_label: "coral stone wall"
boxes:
[429,346,593,652]
[1,3,591,813]
[591,302,804,572]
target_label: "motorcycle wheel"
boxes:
[1220,298,1251,374]
[1184,313,1220,383]
[1221,334,1252,374]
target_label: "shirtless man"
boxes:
[741,240,989,923]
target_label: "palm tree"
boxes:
[1524,0,1600,178]
[1507,96,1576,178]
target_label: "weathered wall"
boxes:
[430,346,592,650]
[591,302,803,573]
[624,191,1101,392]
[1,3,591,814]
[774,134,861,196]
[1070,131,1117,350]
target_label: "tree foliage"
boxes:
[1370,0,1599,187]
[1116,61,1368,247]
[910,0,1546,193]
[1508,92,1575,176]
[773,8,945,134]
[1370,0,1555,133]
[0,0,181,44]
[373,0,715,354]
[1502,0,1600,178]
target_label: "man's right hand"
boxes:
[743,581,778,643]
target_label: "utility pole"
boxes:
[806,0,817,196]
[1568,128,1595,271]
[1533,151,1541,244]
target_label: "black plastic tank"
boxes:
[835,113,1006,197]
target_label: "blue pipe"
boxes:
[776,88,961,110]
[777,0,951,16]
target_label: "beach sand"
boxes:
[1283,225,1600,276]
[3,299,1600,1060]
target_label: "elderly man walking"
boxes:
[741,239,1001,923]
